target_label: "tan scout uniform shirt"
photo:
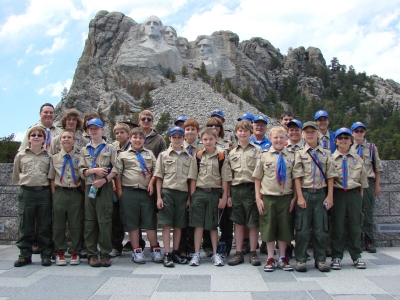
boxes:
[49,130,88,155]
[318,131,333,151]
[292,144,337,189]
[79,141,118,185]
[229,142,261,186]
[19,121,62,151]
[224,128,238,149]
[187,149,232,189]
[48,148,82,187]
[287,140,304,152]
[332,150,369,189]
[153,148,192,192]
[115,147,156,190]
[183,139,204,155]
[13,147,51,186]
[253,146,297,196]
[216,137,234,156]
[351,139,382,179]
[112,140,131,154]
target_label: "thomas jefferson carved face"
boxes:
[197,39,213,60]
[177,37,188,58]
[142,16,163,38]
[163,26,177,46]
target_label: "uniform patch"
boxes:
[353,159,358,164]
[146,151,150,156]
[287,158,292,162]
[221,145,225,148]
[367,144,370,149]
[322,152,327,157]
[302,157,309,160]
[252,148,256,152]
[77,139,82,146]
[265,162,272,168]
[74,159,79,163]
[185,155,189,160]
[104,146,110,153]
[44,153,49,157]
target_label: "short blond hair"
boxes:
[60,129,75,138]
[269,126,287,138]
[113,123,130,134]
[235,120,253,134]
[139,110,154,120]
[200,127,218,139]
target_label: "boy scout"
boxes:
[330,128,369,270]
[292,121,335,273]
[314,110,336,154]
[351,122,382,253]
[109,123,131,258]
[279,112,294,132]
[13,126,53,267]
[49,108,88,154]
[48,129,83,266]
[287,119,304,151]
[154,126,192,267]
[114,127,162,264]
[187,127,232,266]
[79,118,117,268]
[174,115,187,128]
[227,121,262,267]
[253,126,297,272]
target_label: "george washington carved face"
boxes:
[141,15,164,38]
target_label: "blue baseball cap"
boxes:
[237,112,255,122]
[253,115,268,124]
[351,122,366,131]
[210,108,225,119]
[174,116,187,125]
[87,118,104,128]
[287,119,303,129]
[314,110,329,120]
[169,126,184,137]
[335,127,352,138]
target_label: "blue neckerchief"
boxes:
[357,144,363,157]
[309,149,324,188]
[275,151,286,188]
[188,145,194,156]
[118,141,131,154]
[342,155,348,190]
[136,150,152,178]
[60,153,78,186]
[45,128,51,150]
[87,143,106,181]
[322,136,328,149]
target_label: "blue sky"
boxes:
[1,0,399,140]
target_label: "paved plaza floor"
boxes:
[0,244,400,300]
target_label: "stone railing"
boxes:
[1,161,400,245]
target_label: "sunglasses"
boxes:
[337,136,350,140]
[353,130,365,133]
[207,124,222,128]
[30,134,44,138]
[141,117,152,122]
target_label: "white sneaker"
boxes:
[132,248,146,264]
[70,252,80,265]
[151,247,163,263]
[109,248,121,258]
[55,252,66,266]
[211,253,225,266]
[189,252,202,266]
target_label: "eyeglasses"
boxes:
[207,124,222,128]
[141,117,152,122]
[30,134,44,138]
[353,130,365,133]
[337,136,350,140]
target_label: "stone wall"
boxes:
[1,161,400,245]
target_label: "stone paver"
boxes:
[0,246,399,299]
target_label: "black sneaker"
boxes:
[171,250,188,264]
[163,253,174,268]
[14,257,32,267]
[41,256,52,266]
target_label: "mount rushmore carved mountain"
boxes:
[55,10,400,136]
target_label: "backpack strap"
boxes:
[196,150,225,175]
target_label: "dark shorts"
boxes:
[230,183,259,228]
[189,188,222,231]
[158,188,188,228]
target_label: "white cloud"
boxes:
[25,44,34,54]
[17,59,25,66]
[46,20,68,36]
[14,131,26,142]
[81,32,87,44]
[33,64,46,75]
[38,37,66,55]
[37,78,73,97]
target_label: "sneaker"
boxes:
[211,253,225,266]
[41,256,52,267]
[315,261,330,272]
[242,240,250,255]
[249,251,261,266]
[101,256,111,267]
[55,251,66,266]
[278,257,293,271]
[109,248,121,257]
[70,252,80,265]
[89,255,101,267]
[353,258,366,269]
[228,251,244,266]
[80,249,88,259]
[14,257,32,267]
[163,253,174,268]
[330,258,341,270]
[151,247,163,263]
[263,258,276,272]
[189,252,202,266]
[123,241,132,252]
[132,248,146,264]
[295,261,307,272]
[259,242,267,254]
[171,250,188,264]
[365,242,376,253]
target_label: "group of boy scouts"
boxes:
[12,102,382,273]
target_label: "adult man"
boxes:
[19,103,62,151]
[250,116,271,150]
[314,110,336,154]
[351,122,382,253]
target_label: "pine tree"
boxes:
[140,91,153,110]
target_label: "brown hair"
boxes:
[183,118,200,131]
[60,129,75,138]
[27,126,46,140]
[200,127,218,139]
[113,123,130,134]
[129,127,146,138]
[235,120,253,134]
[205,117,224,138]
[83,111,100,131]
[61,108,83,131]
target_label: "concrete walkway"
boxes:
[0,245,399,300]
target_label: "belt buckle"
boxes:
[204,188,212,193]
[309,188,317,194]
[33,186,42,191]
